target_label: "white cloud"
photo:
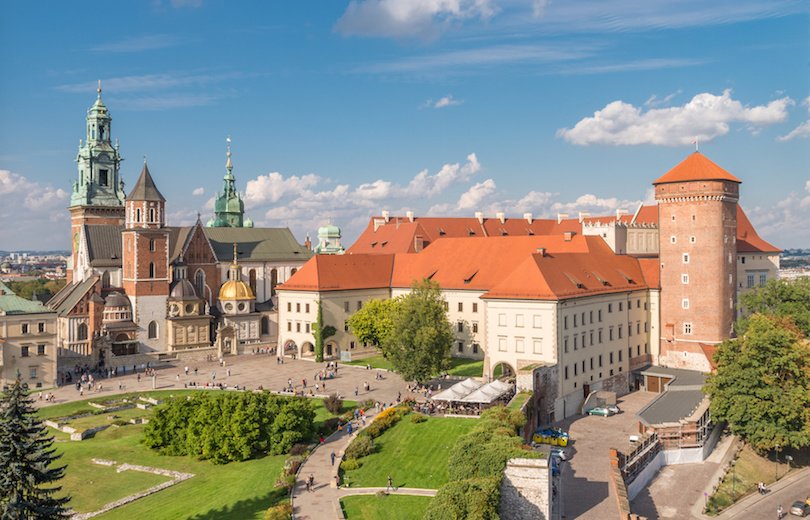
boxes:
[0,170,70,249]
[457,178,496,209]
[745,181,810,248]
[192,187,204,196]
[778,96,810,141]
[335,0,497,39]
[432,95,463,108]
[244,172,321,206]
[558,90,792,146]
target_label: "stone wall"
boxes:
[499,458,551,520]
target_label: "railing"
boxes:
[619,432,661,485]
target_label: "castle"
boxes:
[48,86,312,375]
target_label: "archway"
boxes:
[492,362,515,380]
[302,342,315,358]
[282,340,298,359]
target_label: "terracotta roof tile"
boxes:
[638,258,660,289]
[653,152,741,185]
[736,206,780,253]
[278,254,394,292]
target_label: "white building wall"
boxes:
[132,295,168,352]
[485,299,556,378]
[736,252,779,316]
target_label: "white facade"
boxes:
[132,295,168,352]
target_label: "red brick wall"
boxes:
[122,230,170,297]
[183,225,220,304]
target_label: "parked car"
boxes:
[550,447,568,461]
[587,406,616,417]
[532,428,570,447]
[790,500,808,517]
[606,404,621,414]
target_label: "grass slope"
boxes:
[341,494,432,520]
[341,416,477,489]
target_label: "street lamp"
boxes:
[775,444,780,481]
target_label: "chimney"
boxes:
[406,211,414,223]
[557,213,569,224]
[564,231,575,242]
[382,210,390,223]
[524,212,533,225]
[475,211,484,225]
[536,247,546,257]
[578,211,590,223]
[414,235,423,253]
[616,208,628,221]
[496,212,505,224]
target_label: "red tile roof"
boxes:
[736,205,780,253]
[638,258,661,289]
[653,152,742,185]
[277,254,395,292]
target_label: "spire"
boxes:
[207,136,248,228]
[225,136,233,177]
[127,162,166,201]
[97,79,102,100]
[232,242,238,264]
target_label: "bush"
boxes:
[344,434,375,459]
[276,474,297,492]
[263,502,292,520]
[423,476,501,520]
[289,443,309,456]
[324,393,343,415]
[341,458,361,471]
[319,417,340,435]
[410,413,427,424]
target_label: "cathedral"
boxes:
[48,85,312,372]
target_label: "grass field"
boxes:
[706,444,792,515]
[39,391,352,519]
[344,355,483,378]
[341,494,432,520]
[341,416,477,489]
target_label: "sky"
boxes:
[0,0,808,251]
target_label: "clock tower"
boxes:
[68,82,126,282]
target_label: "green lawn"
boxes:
[344,355,483,378]
[341,416,477,489]
[39,391,352,519]
[341,494,432,520]
[508,391,532,411]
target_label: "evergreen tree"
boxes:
[0,380,70,519]
[312,300,336,363]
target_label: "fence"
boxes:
[618,433,661,485]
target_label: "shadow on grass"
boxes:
[187,486,288,520]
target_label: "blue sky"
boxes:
[1,0,808,250]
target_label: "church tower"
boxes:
[654,152,740,372]
[206,139,253,228]
[68,82,126,282]
[122,162,170,352]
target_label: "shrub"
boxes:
[283,455,305,475]
[344,434,375,459]
[341,458,361,471]
[423,476,501,520]
[324,393,343,415]
[276,474,296,492]
[263,503,292,520]
[410,413,427,424]
[319,417,340,435]
[289,443,309,456]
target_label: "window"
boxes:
[498,337,507,352]
[670,235,676,244]
[589,330,594,345]
[533,340,542,354]
[305,303,310,313]
[21,346,29,357]
[598,329,603,343]
[637,322,641,334]
[148,262,155,278]
[287,322,292,332]
[195,270,206,298]
[684,322,693,335]
[589,311,593,324]
[296,303,301,313]
[148,321,158,339]
[564,337,569,353]
[608,304,613,313]
[296,322,301,332]
[344,322,349,332]
[472,302,478,313]
[136,208,142,222]
[747,274,754,288]
[149,208,155,222]
[149,238,156,252]
[573,336,578,350]
[29,367,37,380]
[628,323,633,336]
[37,344,45,356]
[99,169,108,186]
[443,301,449,311]
[305,323,310,333]
[690,236,696,244]
[458,342,464,353]
[533,315,542,328]
[682,274,689,284]
[574,364,578,376]
[671,214,676,221]
[261,317,270,335]
[515,315,524,327]
[741,256,746,264]
[618,325,623,339]
[598,354,603,367]
[21,323,29,334]
[472,343,479,354]
[609,352,614,364]
[598,309,602,322]
[357,301,362,311]
[590,357,594,370]
[270,268,278,296]
[458,302,463,312]
[564,316,568,329]
[498,314,506,326]
[619,302,623,312]
[582,360,586,373]
[38,322,45,333]
[515,338,524,353]
[457,321,464,333]
[683,253,690,264]
[565,366,569,380]
[682,298,690,309]
[249,269,257,294]
[472,322,478,333]
[609,328,614,341]
[573,314,578,327]
[759,274,766,286]
[344,301,350,312]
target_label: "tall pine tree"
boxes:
[0,380,70,519]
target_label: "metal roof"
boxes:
[86,225,123,267]
[203,227,312,262]
[50,276,98,316]
[0,293,53,315]
[636,365,706,389]
[127,163,166,201]
[637,390,707,426]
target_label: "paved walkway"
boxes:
[699,466,810,520]
[291,410,437,520]
[35,355,412,410]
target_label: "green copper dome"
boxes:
[206,138,253,228]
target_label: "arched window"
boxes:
[148,262,155,278]
[195,270,206,298]
[136,208,141,223]
[270,268,278,297]
[148,321,158,339]
[249,269,257,294]
[149,239,155,252]
[77,323,88,341]
[149,208,155,222]
[101,270,110,288]
[261,316,270,335]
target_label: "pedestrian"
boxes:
[387,475,393,492]
[330,451,336,466]
[354,386,359,397]
[347,422,353,434]
[194,367,198,376]
[778,505,784,519]
[137,373,141,382]
[176,373,180,381]
[226,368,231,377]
[322,381,326,391]
[305,479,310,492]
[308,474,314,492]
[334,474,340,488]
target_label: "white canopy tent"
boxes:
[458,380,514,404]
[430,378,484,402]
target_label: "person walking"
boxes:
[387,475,393,492]
[330,451,336,466]
[777,505,784,519]
[308,474,314,492]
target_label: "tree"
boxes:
[738,278,810,336]
[312,301,336,363]
[705,314,810,451]
[346,297,398,348]
[0,380,70,519]
[382,279,454,383]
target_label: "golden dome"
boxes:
[218,279,255,301]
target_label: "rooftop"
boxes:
[652,152,742,185]
[637,390,707,426]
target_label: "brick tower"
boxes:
[122,162,170,352]
[68,82,126,282]
[654,152,740,372]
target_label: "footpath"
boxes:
[291,410,437,520]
